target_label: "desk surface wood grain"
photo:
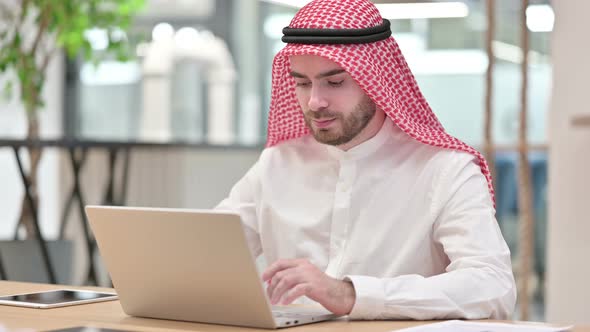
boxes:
[0,281,587,332]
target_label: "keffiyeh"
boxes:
[266,0,495,203]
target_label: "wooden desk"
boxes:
[0,281,587,332]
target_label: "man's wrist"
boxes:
[339,279,356,315]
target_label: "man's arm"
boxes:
[345,157,516,319]
[215,158,263,258]
[264,155,516,320]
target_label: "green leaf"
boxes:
[2,0,146,115]
[13,33,21,48]
[2,81,13,101]
[81,39,93,61]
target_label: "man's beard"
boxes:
[303,95,377,146]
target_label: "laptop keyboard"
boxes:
[272,306,331,318]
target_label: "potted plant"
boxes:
[0,0,144,239]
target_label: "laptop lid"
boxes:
[85,205,278,329]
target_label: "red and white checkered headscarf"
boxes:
[266,0,495,204]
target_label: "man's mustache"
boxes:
[305,110,340,120]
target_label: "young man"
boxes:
[216,0,516,320]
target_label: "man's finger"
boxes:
[266,267,297,300]
[266,269,284,300]
[280,283,312,305]
[270,271,303,304]
[262,259,299,282]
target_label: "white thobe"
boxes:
[215,118,516,320]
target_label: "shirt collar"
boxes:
[323,118,394,162]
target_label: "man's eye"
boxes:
[328,80,344,87]
[296,81,311,87]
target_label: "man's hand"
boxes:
[261,258,356,316]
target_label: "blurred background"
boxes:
[0,0,588,326]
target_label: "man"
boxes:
[216,0,516,320]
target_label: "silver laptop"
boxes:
[85,205,338,329]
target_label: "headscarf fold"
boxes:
[266,0,495,204]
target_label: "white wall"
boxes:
[546,1,590,325]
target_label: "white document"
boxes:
[393,320,573,332]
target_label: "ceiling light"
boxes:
[258,0,307,9]
[377,2,468,20]
[152,23,174,42]
[526,4,554,32]
[258,1,469,19]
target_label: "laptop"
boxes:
[85,205,338,329]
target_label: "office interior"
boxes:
[0,0,588,326]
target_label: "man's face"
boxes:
[289,55,378,148]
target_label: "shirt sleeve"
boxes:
[214,153,264,258]
[345,153,517,320]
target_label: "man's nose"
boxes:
[308,86,329,111]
